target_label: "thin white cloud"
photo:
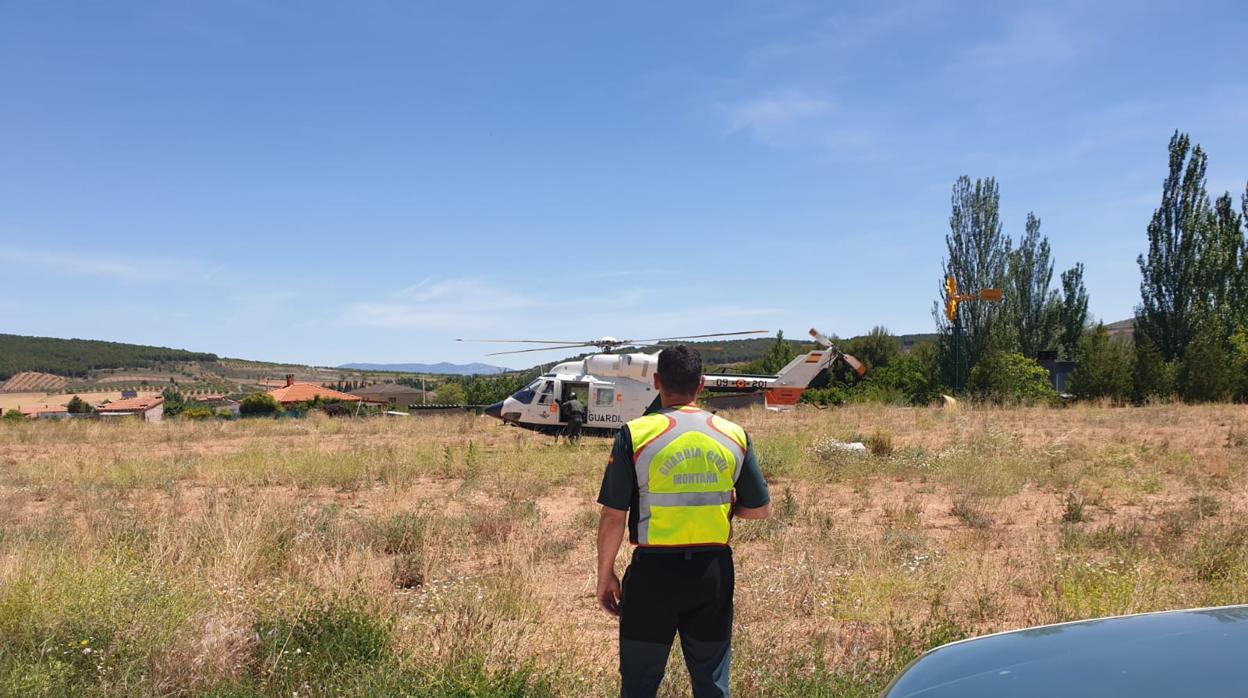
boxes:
[0,246,224,285]
[342,277,539,330]
[719,89,894,160]
[740,2,946,70]
[721,89,836,144]
[945,9,1080,88]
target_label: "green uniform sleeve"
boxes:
[733,435,770,509]
[596,426,636,511]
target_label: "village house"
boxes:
[96,396,165,423]
[19,404,72,420]
[348,382,426,409]
[266,375,361,407]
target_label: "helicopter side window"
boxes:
[537,381,556,405]
[594,387,615,407]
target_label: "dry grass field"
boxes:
[2,404,1247,696]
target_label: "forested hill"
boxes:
[687,331,939,367]
[0,334,218,380]
[686,337,818,365]
[514,332,940,371]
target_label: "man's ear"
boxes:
[653,373,662,391]
[696,376,705,393]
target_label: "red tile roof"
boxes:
[266,383,361,404]
[96,396,164,412]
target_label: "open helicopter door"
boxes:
[559,381,588,424]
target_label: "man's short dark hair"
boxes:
[657,345,702,395]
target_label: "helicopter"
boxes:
[459,328,865,434]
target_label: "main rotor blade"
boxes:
[809,328,833,347]
[484,343,596,356]
[630,330,770,343]
[457,338,590,345]
[840,352,867,376]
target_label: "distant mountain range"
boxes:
[336,362,512,376]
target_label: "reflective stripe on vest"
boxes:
[630,406,747,547]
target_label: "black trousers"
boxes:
[564,417,583,441]
[619,548,734,697]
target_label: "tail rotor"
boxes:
[809,328,867,377]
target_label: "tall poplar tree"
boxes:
[1136,131,1214,361]
[1005,212,1060,357]
[939,176,1010,373]
[1207,192,1245,333]
[1058,263,1089,360]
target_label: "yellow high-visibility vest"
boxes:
[629,405,747,547]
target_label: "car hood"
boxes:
[883,606,1248,697]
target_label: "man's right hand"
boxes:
[597,572,622,617]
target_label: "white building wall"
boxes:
[144,403,164,423]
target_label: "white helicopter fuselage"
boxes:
[483,344,847,433]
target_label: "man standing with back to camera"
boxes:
[595,345,771,697]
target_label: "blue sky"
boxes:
[2,1,1246,367]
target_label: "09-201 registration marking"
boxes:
[709,378,768,390]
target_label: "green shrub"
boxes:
[161,387,186,417]
[864,355,941,405]
[1132,336,1175,403]
[801,386,849,406]
[1230,326,1248,402]
[179,405,218,420]
[1068,324,1133,401]
[432,382,466,405]
[2,409,25,423]
[1178,323,1235,403]
[65,396,92,414]
[844,326,901,371]
[239,392,282,416]
[967,351,1056,405]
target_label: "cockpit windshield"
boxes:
[511,379,541,405]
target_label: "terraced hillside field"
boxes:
[0,372,68,393]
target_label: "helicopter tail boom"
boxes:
[701,341,864,411]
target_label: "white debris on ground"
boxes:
[826,441,868,454]
[808,435,870,459]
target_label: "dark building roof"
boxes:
[349,383,425,398]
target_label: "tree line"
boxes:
[796,130,1246,407]
[0,334,218,380]
[1073,131,1248,403]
